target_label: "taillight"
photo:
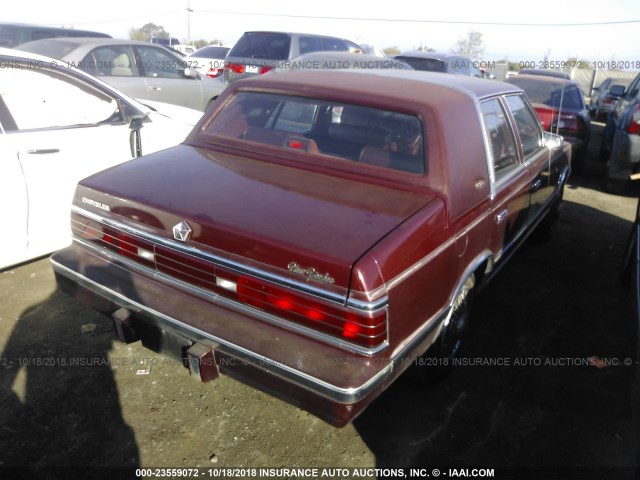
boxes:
[627,106,640,135]
[552,113,583,134]
[206,68,223,78]
[225,62,244,74]
[72,212,387,350]
[533,106,554,131]
[228,273,387,349]
[259,66,273,74]
[103,228,155,266]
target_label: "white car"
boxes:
[0,48,204,270]
[188,45,230,79]
[17,38,226,111]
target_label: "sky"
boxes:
[5,0,640,65]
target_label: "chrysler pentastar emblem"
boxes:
[172,221,192,242]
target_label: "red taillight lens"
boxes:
[206,68,224,78]
[555,113,581,134]
[259,66,273,74]
[628,106,640,135]
[225,62,244,74]
[233,274,387,349]
[155,246,217,291]
[237,276,268,309]
[534,106,555,131]
[103,228,155,266]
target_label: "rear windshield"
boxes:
[298,36,350,55]
[16,39,79,59]
[192,46,230,59]
[508,78,584,110]
[202,92,425,174]
[228,33,291,60]
[395,56,445,73]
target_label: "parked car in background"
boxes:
[172,44,196,56]
[394,51,485,77]
[51,69,570,427]
[0,22,110,48]
[188,45,231,78]
[589,77,633,120]
[506,74,590,172]
[358,43,386,57]
[0,48,203,270]
[601,72,640,192]
[150,37,181,48]
[17,38,225,111]
[223,31,363,84]
[518,68,571,80]
[276,51,412,71]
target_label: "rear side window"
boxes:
[481,98,518,178]
[202,92,425,174]
[505,94,543,158]
[136,46,186,78]
[83,46,135,76]
[229,33,291,60]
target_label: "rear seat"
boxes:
[315,107,391,159]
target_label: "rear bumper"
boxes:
[51,244,399,426]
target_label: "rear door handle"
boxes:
[495,209,508,224]
[150,86,162,91]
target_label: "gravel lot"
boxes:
[1,121,639,478]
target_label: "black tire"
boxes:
[408,276,474,384]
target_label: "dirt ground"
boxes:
[1,121,639,478]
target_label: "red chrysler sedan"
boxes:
[52,70,570,426]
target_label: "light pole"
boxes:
[186,0,193,45]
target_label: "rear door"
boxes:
[504,94,552,223]
[134,45,204,110]
[480,97,532,262]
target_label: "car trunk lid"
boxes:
[75,145,435,292]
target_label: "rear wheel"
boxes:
[409,275,474,383]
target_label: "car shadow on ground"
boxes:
[0,287,139,478]
[354,198,640,475]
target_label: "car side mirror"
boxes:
[609,84,626,97]
[184,67,199,79]
[543,131,564,149]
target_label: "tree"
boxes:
[451,30,484,60]
[129,23,170,41]
[414,42,435,52]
